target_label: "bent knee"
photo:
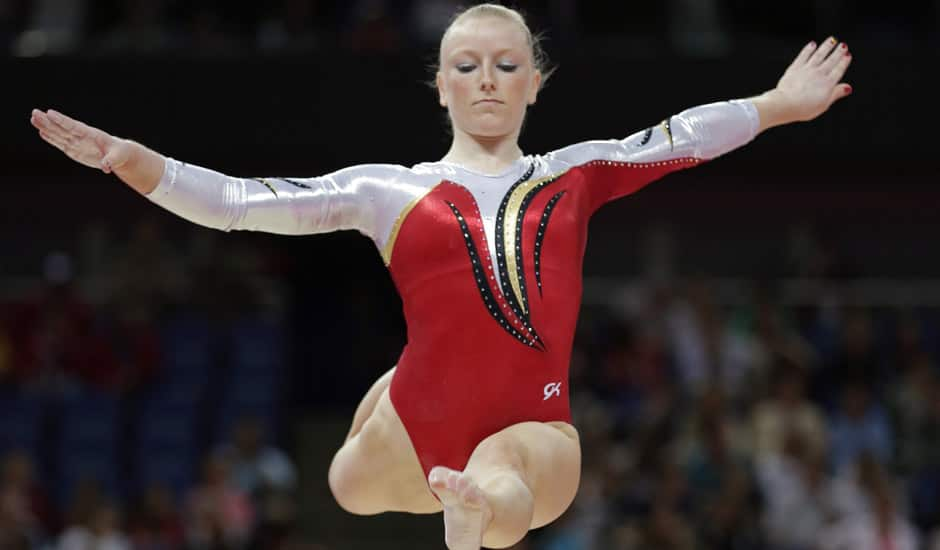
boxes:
[328,447,381,516]
[328,418,400,515]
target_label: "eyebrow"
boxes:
[447,47,524,59]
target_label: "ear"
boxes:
[528,71,542,105]
[436,71,447,108]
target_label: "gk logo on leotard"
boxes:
[543,382,562,401]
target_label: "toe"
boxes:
[429,466,451,490]
[460,483,484,508]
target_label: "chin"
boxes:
[466,121,518,139]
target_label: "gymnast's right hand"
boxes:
[30,109,132,173]
[30,108,165,194]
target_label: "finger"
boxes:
[827,83,853,107]
[34,114,69,147]
[789,40,817,69]
[809,36,839,66]
[39,129,69,153]
[828,48,852,79]
[822,42,849,73]
[47,109,94,140]
[31,110,66,137]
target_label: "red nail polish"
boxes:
[845,85,853,95]
[841,42,847,49]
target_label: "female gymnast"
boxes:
[30,4,853,549]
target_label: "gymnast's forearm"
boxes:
[143,157,249,232]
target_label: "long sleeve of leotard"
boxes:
[144,158,412,239]
[544,99,760,211]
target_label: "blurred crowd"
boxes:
[0,417,298,550]
[0,217,297,549]
[1,0,937,58]
[515,281,940,550]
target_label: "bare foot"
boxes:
[429,466,493,550]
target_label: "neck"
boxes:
[441,127,523,175]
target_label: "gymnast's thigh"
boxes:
[338,388,443,514]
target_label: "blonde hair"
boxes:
[437,3,554,87]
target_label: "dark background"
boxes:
[1,1,939,549]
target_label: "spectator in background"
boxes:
[8,252,119,394]
[665,279,762,399]
[58,499,130,550]
[640,463,696,550]
[892,351,937,474]
[818,480,919,550]
[908,377,940,534]
[756,431,834,550]
[829,380,893,473]
[752,360,827,461]
[0,450,52,547]
[185,453,255,549]
[681,388,751,510]
[681,389,763,550]
[216,416,297,547]
[219,417,297,497]
[127,483,184,550]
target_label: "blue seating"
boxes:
[0,392,43,457]
[54,389,120,505]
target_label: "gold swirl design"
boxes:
[501,173,564,313]
[660,118,675,151]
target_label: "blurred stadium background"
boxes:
[1,1,938,549]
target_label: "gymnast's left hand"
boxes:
[771,37,853,123]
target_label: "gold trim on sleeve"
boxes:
[382,185,436,266]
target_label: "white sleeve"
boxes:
[546,99,760,167]
[145,157,413,238]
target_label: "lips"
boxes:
[474,99,504,105]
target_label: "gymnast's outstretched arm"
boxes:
[28,109,409,239]
[545,37,853,209]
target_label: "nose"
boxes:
[480,64,496,92]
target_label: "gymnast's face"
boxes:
[436,15,541,140]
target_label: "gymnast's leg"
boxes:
[343,366,395,441]
[328,367,441,515]
[429,421,581,549]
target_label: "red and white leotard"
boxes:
[146,100,760,476]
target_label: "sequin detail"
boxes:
[534,190,567,297]
[445,200,544,351]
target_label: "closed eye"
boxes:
[498,63,518,72]
[457,64,476,73]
